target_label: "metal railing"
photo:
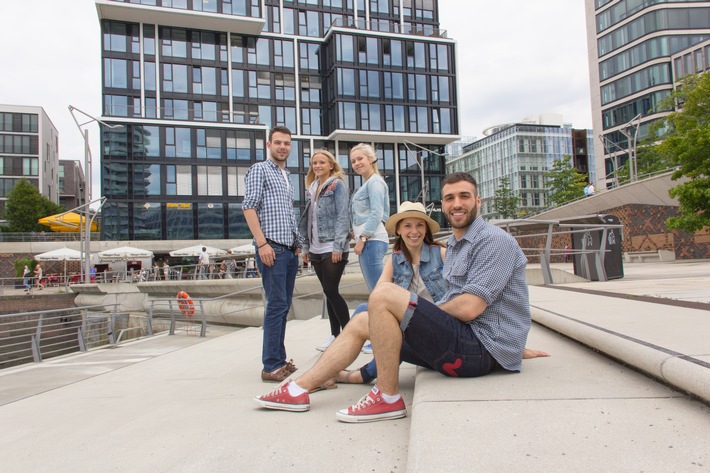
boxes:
[0,232,100,243]
[0,304,125,370]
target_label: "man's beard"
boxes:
[448,205,478,229]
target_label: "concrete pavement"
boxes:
[0,260,709,472]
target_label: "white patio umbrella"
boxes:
[98,246,154,281]
[229,243,255,256]
[35,247,83,287]
[169,244,227,258]
[98,246,154,261]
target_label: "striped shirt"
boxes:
[243,159,300,248]
[440,217,531,371]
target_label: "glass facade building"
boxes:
[96,0,459,240]
[585,0,710,188]
[446,124,594,220]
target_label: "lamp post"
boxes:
[619,114,642,183]
[402,140,449,208]
[68,106,123,284]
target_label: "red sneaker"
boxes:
[254,381,310,412]
[336,386,406,423]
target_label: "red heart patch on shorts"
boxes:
[442,358,462,377]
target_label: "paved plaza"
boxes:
[0,260,709,472]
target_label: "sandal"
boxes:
[309,378,338,394]
[335,369,364,384]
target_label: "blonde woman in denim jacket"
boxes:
[349,143,390,291]
[299,149,351,352]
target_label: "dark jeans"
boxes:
[398,295,497,377]
[256,243,299,372]
[310,252,350,337]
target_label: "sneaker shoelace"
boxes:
[350,392,377,412]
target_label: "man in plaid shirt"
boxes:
[243,126,302,383]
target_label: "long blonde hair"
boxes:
[305,148,346,187]
[350,143,380,175]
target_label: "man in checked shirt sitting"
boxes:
[255,172,535,423]
[339,171,532,422]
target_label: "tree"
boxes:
[3,179,65,232]
[493,176,519,219]
[545,155,587,206]
[655,73,710,232]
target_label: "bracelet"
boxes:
[258,242,268,249]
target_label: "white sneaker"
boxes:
[316,335,335,352]
[361,342,373,354]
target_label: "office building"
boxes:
[0,104,59,217]
[95,0,459,240]
[446,115,594,220]
[585,0,710,189]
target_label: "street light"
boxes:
[402,140,449,208]
[68,105,123,284]
[619,114,642,182]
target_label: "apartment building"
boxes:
[0,104,59,216]
[95,0,459,240]
[585,0,710,189]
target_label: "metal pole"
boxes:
[84,129,91,284]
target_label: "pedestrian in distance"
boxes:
[243,126,302,383]
[198,247,210,279]
[34,263,44,290]
[298,149,352,353]
[22,265,32,293]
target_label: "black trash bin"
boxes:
[568,214,624,281]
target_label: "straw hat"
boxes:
[385,201,440,235]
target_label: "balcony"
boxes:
[95,0,265,36]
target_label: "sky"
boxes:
[0,0,593,197]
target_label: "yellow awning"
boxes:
[38,212,99,233]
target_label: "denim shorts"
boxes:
[399,294,498,378]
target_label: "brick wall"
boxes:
[0,294,76,315]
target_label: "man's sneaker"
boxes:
[254,381,310,412]
[336,386,406,423]
[361,342,373,354]
[316,335,335,352]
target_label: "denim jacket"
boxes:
[298,177,351,254]
[391,244,447,303]
[350,174,390,237]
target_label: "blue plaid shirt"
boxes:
[243,159,300,248]
[440,217,531,371]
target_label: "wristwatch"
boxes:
[359,235,368,242]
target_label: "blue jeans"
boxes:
[359,240,387,291]
[255,244,299,372]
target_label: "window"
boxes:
[196,129,223,158]
[198,202,224,239]
[166,164,193,195]
[104,58,128,89]
[161,27,187,58]
[166,127,192,158]
[197,165,223,196]
[163,64,188,93]
[22,158,39,176]
[226,166,249,196]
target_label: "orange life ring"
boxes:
[176,291,195,316]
